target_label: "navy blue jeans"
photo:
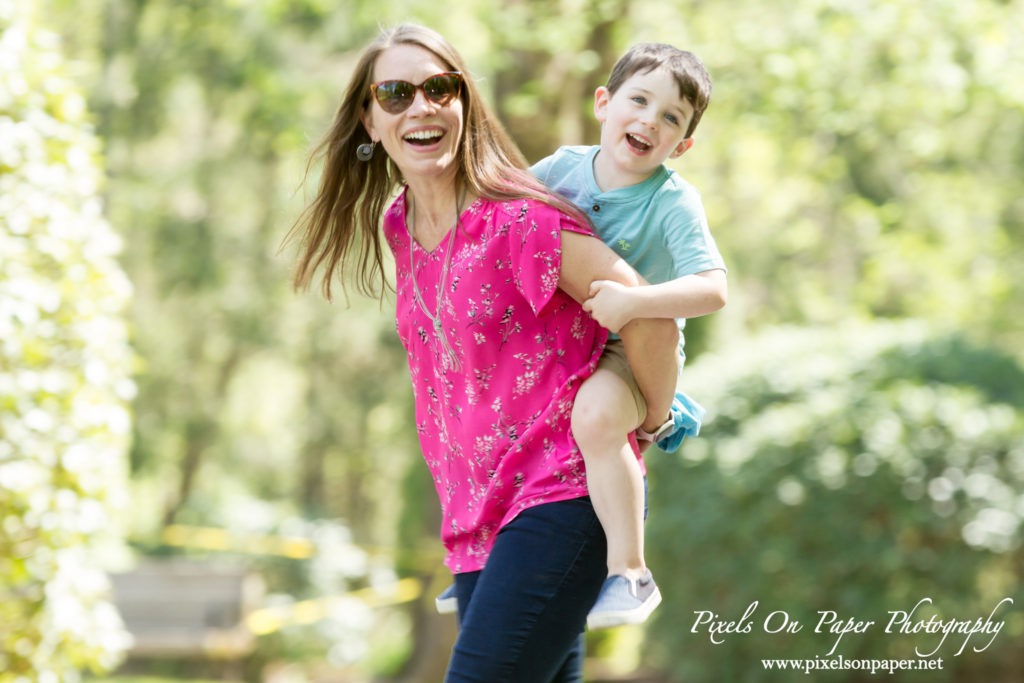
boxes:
[445,496,608,682]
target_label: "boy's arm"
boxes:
[583,268,727,333]
[559,231,679,432]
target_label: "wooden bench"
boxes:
[110,560,264,659]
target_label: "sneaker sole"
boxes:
[435,595,458,615]
[586,586,662,630]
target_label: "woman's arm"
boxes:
[559,231,679,432]
[583,269,727,333]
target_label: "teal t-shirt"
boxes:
[531,145,726,339]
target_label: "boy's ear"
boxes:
[593,86,611,122]
[670,137,695,159]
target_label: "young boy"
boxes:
[435,42,726,628]
[532,43,728,629]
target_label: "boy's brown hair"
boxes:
[606,43,712,138]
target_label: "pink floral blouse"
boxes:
[384,189,608,572]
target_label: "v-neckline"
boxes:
[404,188,478,254]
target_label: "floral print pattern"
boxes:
[384,189,607,572]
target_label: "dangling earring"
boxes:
[356,141,376,162]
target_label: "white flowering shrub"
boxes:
[0,1,133,680]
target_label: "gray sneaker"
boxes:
[435,583,457,614]
[587,570,662,629]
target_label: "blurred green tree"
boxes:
[43,0,423,545]
[637,0,1024,350]
[0,2,133,679]
[646,321,1024,681]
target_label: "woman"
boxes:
[288,23,679,682]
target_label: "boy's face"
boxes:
[594,66,695,188]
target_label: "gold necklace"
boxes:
[407,187,465,371]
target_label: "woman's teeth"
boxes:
[404,130,443,145]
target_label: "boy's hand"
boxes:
[582,280,637,333]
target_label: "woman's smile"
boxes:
[403,125,447,149]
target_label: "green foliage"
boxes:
[39,0,423,548]
[648,0,1024,346]
[0,1,132,680]
[646,321,1024,681]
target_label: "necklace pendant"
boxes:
[433,318,443,335]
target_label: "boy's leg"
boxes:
[446,497,606,682]
[620,318,680,433]
[573,342,666,628]
[571,366,646,579]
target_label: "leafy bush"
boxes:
[0,2,133,680]
[645,321,1024,681]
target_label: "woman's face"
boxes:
[362,43,464,185]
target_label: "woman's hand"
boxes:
[582,280,637,334]
[559,230,679,433]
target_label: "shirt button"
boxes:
[592,204,600,212]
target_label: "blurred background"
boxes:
[2,0,1023,681]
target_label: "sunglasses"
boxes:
[370,72,463,115]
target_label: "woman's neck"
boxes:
[405,174,473,249]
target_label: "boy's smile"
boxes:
[592,66,695,191]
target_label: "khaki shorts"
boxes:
[597,338,685,423]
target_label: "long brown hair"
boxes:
[285,23,589,301]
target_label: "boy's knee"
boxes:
[571,399,627,452]
[653,318,681,349]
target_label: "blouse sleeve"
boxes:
[507,200,590,319]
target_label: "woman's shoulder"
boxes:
[382,189,410,251]
[383,187,408,218]
[474,194,577,226]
